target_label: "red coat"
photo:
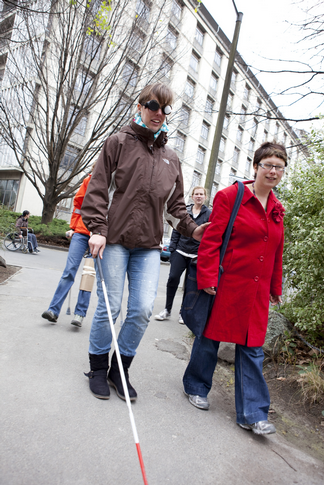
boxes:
[197,181,284,347]
[70,176,91,236]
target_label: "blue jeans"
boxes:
[89,244,160,356]
[48,232,90,317]
[28,233,38,250]
[183,336,270,425]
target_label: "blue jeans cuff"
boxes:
[236,411,268,425]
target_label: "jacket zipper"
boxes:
[149,144,155,190]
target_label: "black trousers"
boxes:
[165,251,192,312]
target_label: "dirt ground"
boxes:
[214,360,324,463]
[37,234,70,248]
[1,258,323,462]
[0,264,21,284]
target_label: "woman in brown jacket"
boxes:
[81,83,208,401]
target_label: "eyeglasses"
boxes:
[143,99,172,115]
[258,162,285,173]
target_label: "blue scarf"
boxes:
[134,112,169,140]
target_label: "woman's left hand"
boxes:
[204,286,216,295]
[192,222,211,242]
[270,294,282,306]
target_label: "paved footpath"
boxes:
[1,246,324,485]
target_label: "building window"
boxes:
[196,146,206,165]
[75,70,93,94]
[245,157,252,174]
[171,0,182,20]
[205,97,214,115]
[215,159,222,175]
[240,105,247,123]
[223,115,230,130]
[57,195,73,212]
[275,122,280,138]
[117,96,132,119]
[160,56,172,78]
[282,132,287,145]
[210,72,218,91]
[248,138,255,153]
[180,105,190,126]
[61,146,80,171]
[201,121,210,140]
[231,70,237,89]
[226,93,234,112]
[192,170,202,187]
[229,167,237,184]
[129,31,144,52]
[243,84,251,102]
[0,179,19,209]
[210,182,218,202]
[122,61,138,86]
[136,0,150,21]
[265,111,271,129]
[256,98,262,114]
[233,146,240,165]
[262,130,268,143]
[236,126,243,143]
[214,48,222,67]
[219,136,226,153]
[189,51,199,72]
[251,118,258,138]
[175,132,185,152]
[185,77,195,98]
[166,27,177,50]
[83,36,101,61]
[68,108,88,136]
[195,26,204,46]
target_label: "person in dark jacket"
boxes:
[155,186,211,323]
[81,83,209,402]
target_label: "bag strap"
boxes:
[218,181,244,279]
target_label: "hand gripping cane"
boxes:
[96,256,149,485]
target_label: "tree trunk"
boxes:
[41,191,57,224]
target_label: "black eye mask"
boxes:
[143,99,172,115]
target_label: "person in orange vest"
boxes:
[42,172,93,327]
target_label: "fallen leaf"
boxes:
[276,377,286,381]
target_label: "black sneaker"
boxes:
[42,310,58,323]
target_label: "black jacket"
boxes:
[169,204,211,255]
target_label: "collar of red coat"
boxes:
[241,180,283,215]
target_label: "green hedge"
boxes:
[0,207,70,236]
[278,128,324,344]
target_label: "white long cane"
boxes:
[96,257,149,485]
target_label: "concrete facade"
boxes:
[0,0,304,229]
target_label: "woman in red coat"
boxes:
[183,142,287,436]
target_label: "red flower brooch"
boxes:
[272,202,285,223]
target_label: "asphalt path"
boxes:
[1,245,323,485]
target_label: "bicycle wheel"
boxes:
[4,232,23,251]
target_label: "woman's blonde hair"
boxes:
[138,83,174,107]
[191,186,206,196]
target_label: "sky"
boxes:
[202,0,323,133]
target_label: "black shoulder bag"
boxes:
[181,181,244,337]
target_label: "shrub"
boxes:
[0,208,70,237]
[279,127,324,343]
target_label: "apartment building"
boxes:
[0,0,303,224]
